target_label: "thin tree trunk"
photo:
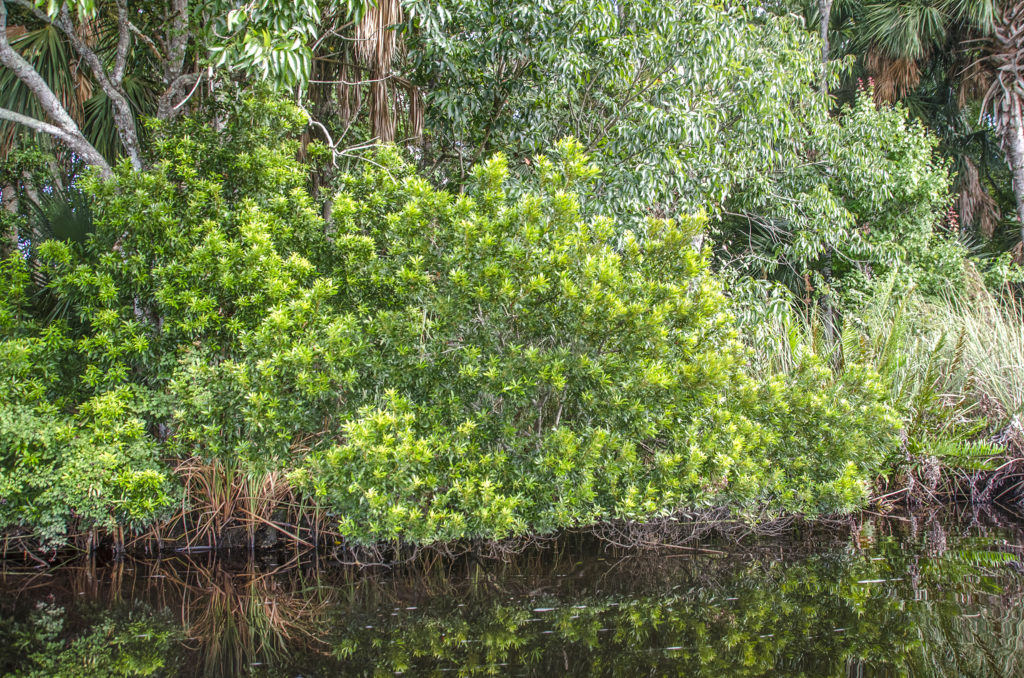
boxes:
[1003,95,1024,246]
[55,6,143,169]
[819,0,833,96]
[2,182,17,256]
[818,0,839,366]
[821,251,840,368]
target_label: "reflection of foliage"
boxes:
[909,595,1024,678]
[321,557,921,676]
[0,514,1021,677]
[315,540,1021,676]
[0,602,181,677]
[173,561,333,678]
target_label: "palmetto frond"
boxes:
[25,183,93,246]
[867,49,922,100]
[857,0,997,60]
[0,25,79,158]
[860,1,950,60]
[980,3,1024,129]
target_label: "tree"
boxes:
[0,0,370,175]
[0,1,114,173]
[401,0,834,223]
[787,0,1024,248]
[982,4,1024,244]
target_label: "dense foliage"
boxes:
[0,100,898,545]
[1,0,1022,551]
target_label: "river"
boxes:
[1,507,1022,676]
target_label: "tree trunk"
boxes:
[2,182,17,256]
[1003,94,1024,246]
[156,0,197,121]
[985,6,1024,246]
[818,0,839,366]
[55,7,142,169]
[819,0,833,96]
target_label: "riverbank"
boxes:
[4,101,1023,567]
[4,465,1024,565]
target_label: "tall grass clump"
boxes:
[925,283,1024,429]
[739,270,1024,504]
[849,277,1024,453]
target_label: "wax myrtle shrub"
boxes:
[0,255,174,544]
[1,96,898,547]
[290,140,899,543]
[0,95,332,544]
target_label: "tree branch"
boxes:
[113,0,131,84]
[54,5,142,169]
[157,70,201,120]
[0,107,111,173]
[0,1,111,175]
[6,0,50,25]
[0,106,70,141]
[156,0,191,121]
[128,20,162,60]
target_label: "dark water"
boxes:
[2,509,1023,677]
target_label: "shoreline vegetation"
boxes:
[4,457,1024,563]
[2,110,1023,565]
[3,1,1024,564]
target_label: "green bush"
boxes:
[723,91,962,307]
[0,103,899,546]
[0,256,174,543]
[289,140,898,542]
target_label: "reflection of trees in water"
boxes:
[0,554,337,677]
[0,509,1022,677]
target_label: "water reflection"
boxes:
[1,508,1023,677]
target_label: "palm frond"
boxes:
[25,184,93,246]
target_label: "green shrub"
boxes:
[290,141,898,542]
[1,102,899,546]
[723,91,962,307]
[0,256,174,543]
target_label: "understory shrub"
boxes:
[740,267,1024,489]
[0,103,899,546]
[0,256,174,543]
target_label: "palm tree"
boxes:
[780,0,1024,248]
[829,0,1024,246]
[981,4,1024,245]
